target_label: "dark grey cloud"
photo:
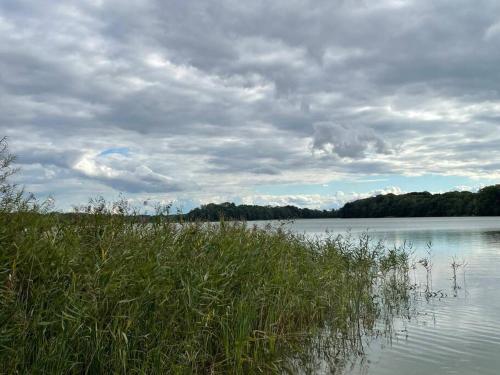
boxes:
[312,122,390,158]
[16,148,83,169]
[1,0,500,209]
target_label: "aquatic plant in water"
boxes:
[0,197,413,374]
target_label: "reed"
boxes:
[0,198,410,374]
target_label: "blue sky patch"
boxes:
[99,147,130,157]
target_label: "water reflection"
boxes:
[269,217,500,375]
[481,230,500,245]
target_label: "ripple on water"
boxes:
[278,217,500,375]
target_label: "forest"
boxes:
[184,186,500,221]
[184,202,336,221]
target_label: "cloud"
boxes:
[312,122,390,158]
[484,20,500,40]
[1,0,500,209]
[16,148,83,169]
[242,186,404,210]
[73,152,192,193]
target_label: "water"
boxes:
[262,217,500,375]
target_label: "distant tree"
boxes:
[0,137,17,190]
[0,137,20,208]
[476,185,500,216]
[185,202,337,221]
[336,188,500,218]
[0,137,35,212]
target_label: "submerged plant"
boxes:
[450,256,468,297]
[418,242,434,299]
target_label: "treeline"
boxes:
[184,185,500,221]
[38,185,500,222]
[185,202,336,221]
[338,185,500,218]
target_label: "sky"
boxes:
[1,0,500,212]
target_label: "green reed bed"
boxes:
[0,203,410,374]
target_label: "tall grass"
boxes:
[0,199,410,374]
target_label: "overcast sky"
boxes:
[2,0,500,211]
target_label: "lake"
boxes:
[259,217,500,375]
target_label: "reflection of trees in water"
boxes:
[480,230,500,246]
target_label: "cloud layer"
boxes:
[1,0,500,210]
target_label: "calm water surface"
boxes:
[260,217,500,375]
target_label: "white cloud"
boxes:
[72,152,190,193]
[484,20,500,40]
[241,187,403,209]
[2,0,500,210]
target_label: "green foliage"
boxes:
[184,186,500,221]
[0,205,409,374]
[185,202,336,221]
[0,137,23,213]
[337,187,500,218]
[475,185,500,216]
[0,137,412,373]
